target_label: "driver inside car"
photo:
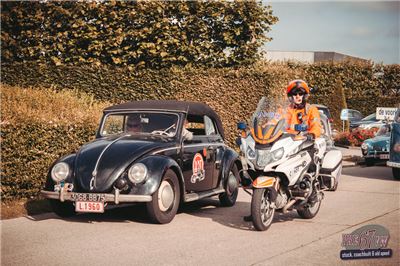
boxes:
[126,115,143,133]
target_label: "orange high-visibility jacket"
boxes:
[285,104,322,138]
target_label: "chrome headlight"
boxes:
[128,163,148,184]
[271,147,284,161]
[51,162,70,182]
[361,143,368,150]
[256,150,271,168]
[394,143,400,153]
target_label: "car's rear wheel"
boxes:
[219,164,239,207]
[50,200,76,218]
[146,169,180,224]
[393,168,400,180]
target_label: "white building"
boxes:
[263,50,367,63]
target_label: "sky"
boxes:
[262,1,399,64]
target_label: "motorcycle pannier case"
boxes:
[319,150,342,189]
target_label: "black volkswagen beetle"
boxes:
[41,101,241,223]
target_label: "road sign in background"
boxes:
[376,107,398,121]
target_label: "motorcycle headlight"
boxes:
[271,147,284,161]
[247,147,256,159]
[51,162,70,182]
[256,150,271,168]
[394,143,400,153]
[128,163,148,184]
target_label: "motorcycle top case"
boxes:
[320,150,342,188]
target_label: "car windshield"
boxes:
[361,113,376,121]
[101,112,179,137]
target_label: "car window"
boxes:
[204,116,216,135]
[102,115,124,135]
[101,112,179,137]
[361,113,376,121]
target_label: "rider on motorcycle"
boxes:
[243,79,322,222]
[285,79,322,140]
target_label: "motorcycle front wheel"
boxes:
[251,188,275,231]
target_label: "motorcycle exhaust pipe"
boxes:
[283,199,296,213]
[283,197,305,213]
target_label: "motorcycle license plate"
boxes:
[379,154,389,159]
[75,201,104,213]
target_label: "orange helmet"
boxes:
[286,80,310,95]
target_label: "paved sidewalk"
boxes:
[334,146,362,168]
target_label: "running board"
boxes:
[184,188,225,202]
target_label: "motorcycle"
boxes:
[237,97,342,231]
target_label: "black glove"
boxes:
[305,133,315,141]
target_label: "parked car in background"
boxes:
[41,100,241,224]
[354,113,383,130]
[315,104,334,147]
[315,104,333,124]
[387,109,400,180]
[340,109,364,129]
[361,123,391,166]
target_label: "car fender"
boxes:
[219,148,240,188]
[45,154,76,191]
[129,155,185,197]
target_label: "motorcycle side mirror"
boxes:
[235,137,242,146]
[295,124,308,132]
[310,86,318,94]
[237,122,247,130]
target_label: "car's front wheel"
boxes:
[219,164,239,207]
[50,200,76,218]
[146,169,180,224]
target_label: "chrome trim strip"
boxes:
[183,143,225,148]
[387,161,400,168]
[184,188,225,202]
[151,146,180,155]
[41,190,152,204]
[92,134,130,188]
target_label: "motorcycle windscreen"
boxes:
[390,123,400,162]
[250,116,286,144]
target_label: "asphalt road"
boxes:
[1,165,399,266]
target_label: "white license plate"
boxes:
[379,154,389,159]
[75,201,104,213]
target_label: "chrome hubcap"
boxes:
[158,180,174,212]
[227,171,238,195]
[260,192,274,225]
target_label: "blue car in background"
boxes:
[387,109,400,180]
[361,124,391,166]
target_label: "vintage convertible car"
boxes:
[41,101,241,224]
[361,124,391,166]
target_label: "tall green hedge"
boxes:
[1,123,96,200]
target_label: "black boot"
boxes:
[243,215,252,222]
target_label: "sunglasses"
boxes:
[291,91,305,96]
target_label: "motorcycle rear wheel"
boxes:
[297,193,322,219]
[251,188,275,231]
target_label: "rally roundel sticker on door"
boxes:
[191,153,205,183]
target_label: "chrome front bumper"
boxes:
[387,161,400,168]
[40,190,152,205]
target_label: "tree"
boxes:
[1,0,278,68]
